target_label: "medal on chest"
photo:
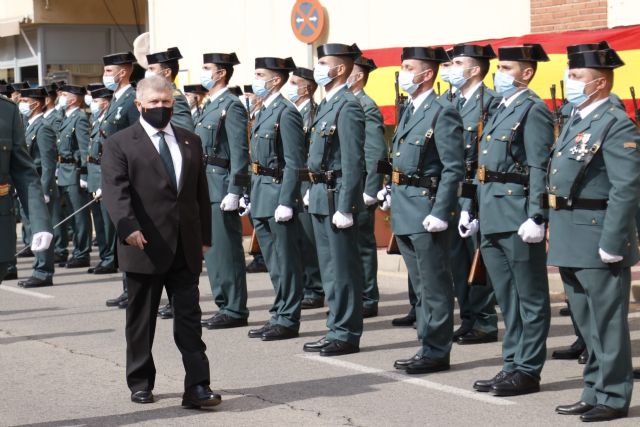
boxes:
[569,133,591,160]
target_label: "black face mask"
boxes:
[141,106,172,129]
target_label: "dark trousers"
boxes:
[124,242,210,392]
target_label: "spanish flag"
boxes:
[362,24,640,125]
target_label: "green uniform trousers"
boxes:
[357,205,379,310]
[298,208,323,300]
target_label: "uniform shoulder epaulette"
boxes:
[0,94,12,103]
[173,89,182,96]
[435,94,455,108]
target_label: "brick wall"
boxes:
[531,0,608,33]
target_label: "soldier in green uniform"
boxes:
[383,47,463,374]
[447,44,500,344]
[546,46,639,422]
[347,56,387,318]
[0,94,53,283]
[196,52,250,329]
[145,47,194,132]
[244,57,305,341]
[184,84,207,123]
[56,85,92,269]
[301,43,365,357]
[101,51,141,309]
[460,44,552,395]
[284,67,323,309]
[14,87,57,287]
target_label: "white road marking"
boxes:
[0,285,54,299]
[298,354,515,406]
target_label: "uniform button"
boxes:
[501,136,506,140]
[395,152,400,157]
[466,144,471,149]
[507,190,512,195]
[557,152,562,157]
[551,186,557,191]
[399,138,404,144]
[482,150,487,155]
[266,134,269,137]
[486,135,492,141]
[467,126,472,131]
[552,169,557,174]
[272,178,276,182]
[421,190,427,196]
[591,219,597,224]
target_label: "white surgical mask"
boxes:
[102,75,118,91]
[565,77,600,107]
[144,70,157,79]
[18,102,33,116]
[284,82,301,103]
[90,101,102,116]
[313,64,337,87]
[398,70,426,95]
[448,66,472,89]
[84,94,93,106]
[252,77,275,98]
[493,70,519,98]
[440,67,452,83]
[200,69,219,91]
[57,95,68,108]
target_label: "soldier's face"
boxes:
[452,57,479,79]
[254,68,279,87]
[147,63,170,79]
[567,68,605,97]
[401,60,432,84]
[62,92,81,107]
[103,65,124,79]
[318,57,344,79]
[289,75,309,97]
[497,61,533,84]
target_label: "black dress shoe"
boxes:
[53,253,68,263]
[405,357,450,374]
[490,370,540,396]
[65,258,90,268]
[92,264,117,274]
[391,313,416,327]
[555,401,594,415]
[248,322,272,338]
[3,271,18,280]
[201,314,219,326]
[205,314,248,329]
[261,324,298,341]
[17,277,53,288]
[320,340,359,357]
[633,368,640,379]
[474,370,513,392]
[158,303,173,319]
[559,306,571,316]
[118,298,128,309]
[182,384,221,408]
[303,337,331,352]
[552,339,585,360]
[246,255,268,273]
[17,247,34,258]
[106,292,128,307]
[301,298,324,309]
[580,404,627,422]
[578,348,588,365]
[131,390,154,404]
[393,354,421,370]
[363,306,378,319]
[453,324,473,342]
[456,329,498,345]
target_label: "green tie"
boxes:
[158,131,177,190]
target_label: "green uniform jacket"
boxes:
[43,108,63,133]
[102,86,139,138]
[0,96,51,262]
[355,90,387,197]
[25,114,57,198]
[87,114,109,192]
[307,86,365,215]
[299,99,317,197]
[249,94,304,218]
[57,108,90,187]
[475,89,553,234]
[547,100,640,268]
[172,86,195,132]
[195,89,249,202]
[390,91,465,235]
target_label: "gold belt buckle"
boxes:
[548,194,557,209]
[477,166,486,183]
[391,170,401,185]
[251,163,259,174]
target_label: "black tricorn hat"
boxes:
[147,46,183,65]
[19,87,47,99]
[566,41,610,55]
[498,44,550,62]
[317,43,361,59]
[568,48,624,69]
[183,84,208,94]
[60,84,87,96]
[243,85,253,94]
[202,52,240,65]
[401,47,449,63]
[103,51,136,65]
[10,82,30,92]
[445,48,454,61]
[228,86,243,96]
[43,83,58,96]
[0,85,12,96]
[254,57,296,71]
[451,44,496,59]
[292,67,314,81]
[354,56,377,71]
[86,83,105,92]
[90,87,113,98]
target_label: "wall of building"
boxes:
[531,0,608,33]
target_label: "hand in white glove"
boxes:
[363,193,377,206]
[220,193,240,211]
[79,179,88,189]
[303,189,310,207]
[332,211,354,229]
[31,232,53,252]
[458,211,479,238]
[423,214,448,232]
[517,218,545,243]
[274,205,293,222]
[599,248,623,263]
[44,194,50,204]
[238,196,251,217]
[376,187,391,211]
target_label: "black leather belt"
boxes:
[391,171,439,189]
[87,156,101,165]
[204,156,229,169]
[477,166,528,185]
[306,170,342,184]
[57,156,76,164]
[540,193,608,210]
[251,162,282,178]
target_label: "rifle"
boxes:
[559,80,566,106]
[550,84,561,140]
[631,87,640,126]
[436,81,441,96]
[447,83,454,102]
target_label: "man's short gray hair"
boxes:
[136,75,173,101]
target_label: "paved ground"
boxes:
[1,251,640,426]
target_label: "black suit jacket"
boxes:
[101,121,211,275]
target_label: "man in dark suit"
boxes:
[101,76,219,407]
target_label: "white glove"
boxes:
[95,188,102,199]
[363,193,377,206]
[303,189,310,207]
[423,214,448,232]
[332,211,354,229]
[44,194,50,204]
[517,218,545,243]
[458,211,479,238]
[239,196,251,217]
[274,205,293,222]
[376,187,391,211]
[220,193,240,211]
[599,248,623,263]
[79,179,88,189]
[31,232,53,252]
